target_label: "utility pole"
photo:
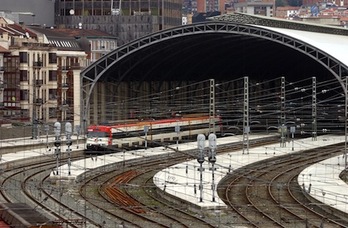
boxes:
[32,56,42,139]
[32,71,37,139]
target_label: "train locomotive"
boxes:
[85,116,220,153]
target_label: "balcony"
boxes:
[33,61,43,69]
[70,62,81,70]
[35,80,43,87]
[62,100,69,106]
[35,98,43,105]
[61,66,70,72]
[62,83,69,90]
[0,66,4,71]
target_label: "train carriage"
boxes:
[85,116,220,153]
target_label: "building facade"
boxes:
[0,18,117,136]
[6,31,87,132]
[234,0,275,17]
[54,0,182,45]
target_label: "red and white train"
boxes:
[85,116,220,152]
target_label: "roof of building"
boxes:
[27,26,85,51]
[260,25,348,66]
[210,12,348,68]
[0,18,37,38]
[52,28,117,39]
[210,12,348,35]
[0,45,10,53]
[276,6,301,11]
[27,26,117,51]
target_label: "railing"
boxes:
[70,62,81,70]
[62,83,69,89]
[61,66,70,71]
[35,98,43,105]
[33,61,43,68]
[35,80,43,87]
[62,100,69,106]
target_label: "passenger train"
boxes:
[85,116,221,153]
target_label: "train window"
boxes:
[87,132,107,138]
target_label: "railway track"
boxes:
[76,136,279,227]
[1,135,347,227]
[217,143,348,227]
[0,153,99,227]
[0,137,275,227]
[80,155,217,227]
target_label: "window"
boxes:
[49,70,57,81]
[19,52,28,63]
[3,90,18,105]
[20,70,28,81]
[49,107,57,118]
[49,89,57,100]
[21,109,29,118]
[20,90,29,101]
[49,53,57,64]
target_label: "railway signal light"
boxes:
[197,134,205,164]
[65,122,72,136]
[208,133,217,163]
[54,122,61,138]
[197,134,206,203]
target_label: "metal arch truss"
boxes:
[80,21,348,127]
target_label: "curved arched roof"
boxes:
[81,20,348,119]
[262,26,348,67]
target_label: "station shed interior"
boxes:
[81,13,348,138]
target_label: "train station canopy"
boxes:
[210,12,348,68]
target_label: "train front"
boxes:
[86,125,112,151]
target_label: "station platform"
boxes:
[300,151,348,212]
[0,135,84,163]
[154,135,348,210]
[1,134,347,213]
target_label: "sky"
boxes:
[0,0,55,27]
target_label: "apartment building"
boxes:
[0,18,117,135]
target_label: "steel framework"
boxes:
[80,21,348,129]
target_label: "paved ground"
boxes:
[0,126,33,140]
